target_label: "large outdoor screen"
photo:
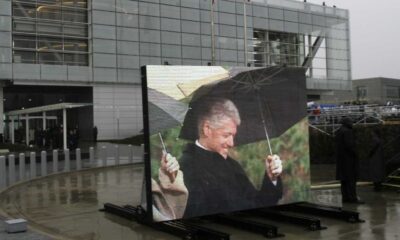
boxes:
[142,65,310,222]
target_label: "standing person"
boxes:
[93,126,98,142]
[178,98,283,218]
[335,117,364,204]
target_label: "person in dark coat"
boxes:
[179,98,283,218]
[335,117,364,203]
[93,126,98,142]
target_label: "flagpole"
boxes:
[243,0,248,66]
[211,0,216,65]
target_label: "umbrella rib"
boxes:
[256,91,273,156]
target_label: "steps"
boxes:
[383,168,400,190]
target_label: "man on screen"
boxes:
[180,98,283,218]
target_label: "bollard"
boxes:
[128,144,133,164]
[0,156,6,189]
[76,148,81,170]
[41,151,47,177]
[89,147,94,165]
[53,149,58,173]
[30,152,36,179]
[101,146,107,167]
[114,145,119,165]
[9,155,16,184]
[64,149,70,172]
[19,153,25,181]
[8,154,16,185]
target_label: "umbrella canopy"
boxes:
[179,66,307,146]
[148,88,188,135]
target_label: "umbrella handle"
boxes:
[159,133,178,182]
[158,132,168,153]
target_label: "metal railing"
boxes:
[307,105,400,136]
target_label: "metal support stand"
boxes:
[273,202,364,223]
[247,208,326,231]
[204,214,283,238]
[103,203,230,240]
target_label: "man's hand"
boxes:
[265,154,283,181]
[161,151,179,182]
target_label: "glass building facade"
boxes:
[12,0,89,65]
[0,0,351,140]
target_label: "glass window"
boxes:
[357,86,367,100]
[63,0,87,9]
[13,50,36,63]
[38,37,63,51]
[253,30,304,67]
[39,52,63,65]
[13,3,36,18]
[63,9,87,23]
[64,25,88,37]
[37,5,61,21]
[64,39,87,52]
[386,86,400,99]
[38,23,63,34]
[13,20,36,33]
[64,53,88,66]
[13,35,36,49]
[12,0,89,66]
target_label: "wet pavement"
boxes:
[0,164,400,240]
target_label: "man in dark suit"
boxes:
[335,117,364,204]
[180,98,283,218]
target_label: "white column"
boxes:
[43,111,46,130]
[0,87,3,138]
[52,149,58,173]
[63,108,67,150]
[10,117,15,144]
[41,151,47,177]
[25,114,29,146]
[8,154,15,185]
[76,148,81,170]
[0,156,6,189]
[19,153,25,181]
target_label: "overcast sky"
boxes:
[299,0,400,80]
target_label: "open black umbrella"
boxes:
[148,88,188,135]
[179,66,307,153]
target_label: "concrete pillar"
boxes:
[0,156,6,189]
[25,114,29,146]
[63,108,67,150]
[89,147,94,165]
[30,152,36,179]
[53,149,58,173]
[19,153,25,181]
[76,148,81,170]
[0,87,3,138]
[8,154,15,185]
[42,112,46,131]
[42,112,46,147]
[10,117,15,144]
[41,151,47,177]
[64,149,70,172]
[101,146,107,166]
[114,145,119,165]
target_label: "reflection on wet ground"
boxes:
[0,164,400,240]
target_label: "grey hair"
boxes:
[198,98,241,136]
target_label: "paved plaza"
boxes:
[0,164,399,240]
